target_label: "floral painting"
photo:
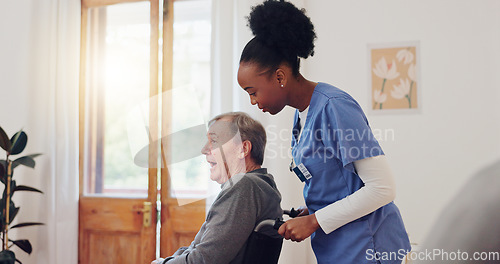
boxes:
[370,43,419,112]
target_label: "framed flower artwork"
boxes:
[368,41,421,114]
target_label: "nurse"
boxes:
[237,1,411,264]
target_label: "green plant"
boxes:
[0,126,44,264]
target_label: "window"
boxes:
[83,1,152,197]
[169,0,211,198]
[81,0,212,199]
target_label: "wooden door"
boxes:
[79,0,208,262]
[160,198,206,255]
[79,0,159,263]
[79,198,157,263]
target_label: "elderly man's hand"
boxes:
[278,214,320,242]
[151,258,165,264]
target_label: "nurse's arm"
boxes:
[314,155,396,234]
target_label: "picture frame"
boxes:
[368,41,421,114]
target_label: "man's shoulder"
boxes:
[227,172,274,189]
[218,171,278,199]
[243,170,277,189]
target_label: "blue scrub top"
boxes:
[291,83,411,264]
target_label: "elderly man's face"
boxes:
[201,118,245,184]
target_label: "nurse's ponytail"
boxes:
[240,0,317,76]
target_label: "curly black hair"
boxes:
[240,0,317,76]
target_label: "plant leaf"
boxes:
[11,240,32,255]
[21,153,41,159]
[10,131,28,155]
[12,154,41,170]
[0,160,6,184]
[0,162,4,180]
[10,222,45,229]
[9,206,20,224]
[16,154,41,160]
[9,180,17,198]
[0,201,19,226]
[13,185,43,195]
[0,126,12,152]
[0,249,16,264]
[12,157,34,170]
[0,199,4,229]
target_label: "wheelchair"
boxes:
[242,208,300,264]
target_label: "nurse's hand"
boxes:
[278,214,320,242]
[296,206,309,217]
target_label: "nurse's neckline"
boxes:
[292,80,317,112]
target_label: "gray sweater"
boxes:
[164,168,282,264]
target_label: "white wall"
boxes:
[303,0,500,247]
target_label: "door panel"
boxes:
[88,232,140,261]
[79,198,156,263]
[160,198,206,255]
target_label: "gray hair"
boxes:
[209,112,266,165]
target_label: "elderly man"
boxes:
[152,112,282,264]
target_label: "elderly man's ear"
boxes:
[239,140,252,159]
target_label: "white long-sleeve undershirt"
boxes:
[314,155,396,234]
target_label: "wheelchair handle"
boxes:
[283,207,300,218]
[273,219,285,230]
[254,207,301,232]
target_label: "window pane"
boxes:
[84,2,151,197]
[169,0,212,198]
